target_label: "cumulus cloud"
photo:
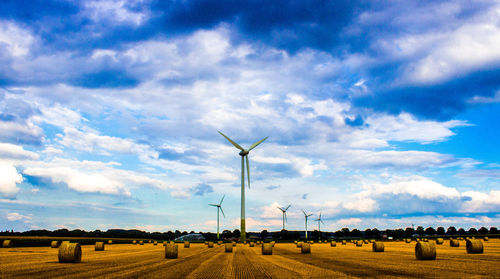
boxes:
[6,212,32,222]
[0,162,23,197]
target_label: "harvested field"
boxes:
[1,239,500,278]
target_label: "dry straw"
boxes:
[262,243,272,255]
[356,240,363,247]
[165,243,178,259]
[51,240,60,248]
[2,240,12,248]
[466,239,483,254]
[330,241,337,247]
[372,242,384,252]
[415,241,436,260]
[207,242,214,248]
[450,239,460,247]
[225,243,233,253]
[436,238,444,245]
[301,243,311,254]
[58,242,82,263]
[95,242,105,251]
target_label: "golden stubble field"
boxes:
[1,239,499,278]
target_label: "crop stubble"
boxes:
[1,240,499,278]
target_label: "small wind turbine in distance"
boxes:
[277,204,291,230]
[209,195,225,240]
[218,131,268,242]
[315,212,324,240]
[302,210,313,240]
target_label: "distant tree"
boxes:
[425,227,436,236]
[457,228,466,235]
[436,227,445,235]
[174,230,181,237]
[166,231,175,240]
[222,230,232,239]
[190,231,195,234]
[447,226,457,235]
[232,229,241,238]
[341,228,350,237]
[182,231,188,235]
[468,228,478,235]
[364,229,372,238]
[372,228,380,239]
[260,230,268,239]
[394,229,405,239]
[490,227,498,234]
[351,229,362,237]
[280,229,290,240]
[334,230,343,238]
[405,227,415,237]
[478,227,488,234]
[416,226,425,236]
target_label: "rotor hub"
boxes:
[239,150,249,156]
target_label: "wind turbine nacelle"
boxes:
[239,150,249,156]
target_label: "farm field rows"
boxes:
[1,240,499,278]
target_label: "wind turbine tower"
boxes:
[209,195,225,240]
[302,210,313,240]
[277,204,291,230]
[218,131,268,242]
[315,212,324,240]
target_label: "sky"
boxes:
[1,0,499,233]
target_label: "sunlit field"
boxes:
[1,239,499,278]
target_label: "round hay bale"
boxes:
[165,243,178,259]
[232,241,236,247]
[249,242,255,247]
[301,243,311,254]
[58,242,82,263]
[294,240,298,244]
[133,240,137,245]
[415,241,436,260]
[139,240,144,245]
[154,241,158,246]
[450,239,460,247]
[370,239,375,243]
[271,241,276,247]
[330,241,337,247]
[342,240,346,245]
[483,237,489,241]
[51,241,60,248]
[405,239,412,243]
[207,242,214,248]
[466,239,483,254]
[217,241,223,245]
[95,242,105,251]
[108,240,112,245]
[423,238,429,242]
[296,242,303,248]
[2,240,13,248]
[262,243,272,255]
[436,238,444,245]
[363,240,369,244]
[372,242,384,252]
[204,241,208,245]
[149,240,152,243]
[356,240,363,247]
[225,243,233,253]
[183,241,190,248]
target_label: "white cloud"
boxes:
[6,212,32,222]
[0,21,34,56]
[83,0,150,26]
[0,162,23,197]
[0,143,39,161]
[461,190,500,212]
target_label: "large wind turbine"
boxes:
[277,204,291,230]
[209,195,226,240]
[303,210,313,240]
[218,131,268,242]
[315,212,324,240]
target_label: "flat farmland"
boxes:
[1,240,500,278]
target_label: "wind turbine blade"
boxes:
[218,131,244,151]
[220,194,225,205]
[277,206,283,211]
[208,204,218,206]
[302,210,307,216]
[220,206,226,218]
[246,155,250,188]
[321,220,325,224]
[248,136,268,151]
[285,204,291,211]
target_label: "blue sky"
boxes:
[1,0,499,233]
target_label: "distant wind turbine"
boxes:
[218,131,268,242]
[302,210,313,240]
[315,212,324,240]
[277,204,291,230]
[209,195,225,240]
